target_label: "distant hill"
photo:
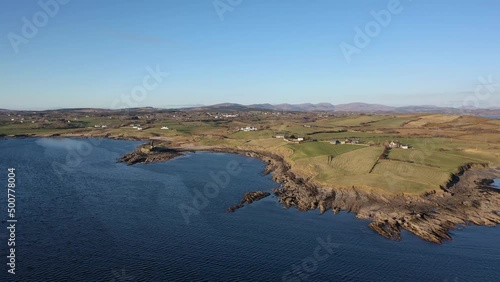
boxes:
[334,103,394,112]
[185,102,500,114]
[191,103,259,111]
[249,103,336,111]
[190,102,448,113]
[2,103,500,115]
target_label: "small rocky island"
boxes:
[118,141,184,165]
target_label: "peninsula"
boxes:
[2,105,500,243]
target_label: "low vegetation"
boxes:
[1,110,499,195]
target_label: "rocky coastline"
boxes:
[8,134,499,244]
[119,143,500,244]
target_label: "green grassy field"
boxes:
[287,142,363,160]
[2,111,499,195]
[313,115,389,127]
[361,117,415,129]
[294,146,383,181]
[306,131,392,141]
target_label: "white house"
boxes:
[401,145,409,149]
[389,141,400,148]
[297,137,304,142]
[240,126,257,132]
[161,126,169,130]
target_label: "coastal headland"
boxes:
[119,143,500,244]
[2,108,500,243]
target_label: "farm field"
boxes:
[1,110,499,195]
[287,142,363,160]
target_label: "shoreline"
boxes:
[4,134,500,243]
[116,141,500,244]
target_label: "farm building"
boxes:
[240,126,257,132]
[389,141,400,148]
[345,138,360,144]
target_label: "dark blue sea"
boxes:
[0,138,499,281]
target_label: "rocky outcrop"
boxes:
[223,148,500,244]
[226,191,271,213]
[241,191,271,204]
[118,145,183,165]
[271,159,500,244]
[121,144,500,244]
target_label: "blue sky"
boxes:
[1,0,499,110]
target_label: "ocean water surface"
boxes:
[0,138,499,281]
[492,179,500,190]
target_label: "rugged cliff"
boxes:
[121,144,500,244]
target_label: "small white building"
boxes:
[401,145,409,149]
[161,126,169,130]
[275,134,285,139]
[240,126,257,132]
[297,137,304,142]
[389,141,400,148]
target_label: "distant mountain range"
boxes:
[3,103,500,115]
[188,102,499,114]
